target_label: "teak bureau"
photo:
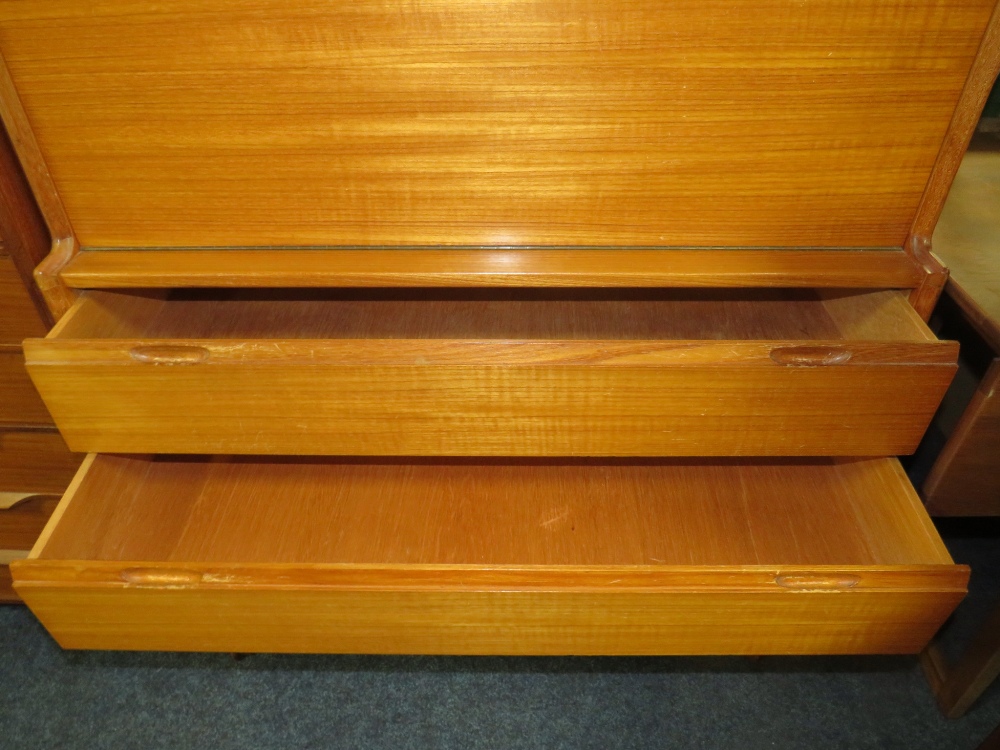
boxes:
[2,0,999,655]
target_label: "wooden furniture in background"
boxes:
[1,0,998,652]
[0,492,59,603]
[924,147,1000,515]
[0,125,82,603]
[917,138,1000,717]
[923,601,1000,718]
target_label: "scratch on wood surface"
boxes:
[540,507,571,528]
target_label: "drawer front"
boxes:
[25,339,957,456]
[13,564,967,655]
[0,254,47,343]
[0,349,52,426]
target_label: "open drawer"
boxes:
[12,454,966,654]
[24,288,957,456]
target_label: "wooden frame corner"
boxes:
[909,0,1000,242]
[907,235,950,321]
[0,50,77,319]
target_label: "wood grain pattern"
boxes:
[0,494,57,553]
[909,0,1000,243]
[907,235,951,322]
[12,455,967,654]
[0,114,56,324]
[31,456,955,566]
[0,347,51,426]
[0,51,75,318]
[25,289,957,456]
[24,354,958,456]
[924,359,1000,515]
[10,583,966,654]
[0,0,994,249]
[0,492,59,604]
[0,430,82,494]
[0,254,46,342]
[57,249,927,290]
[0,51,71,244]
[47,288,939,342]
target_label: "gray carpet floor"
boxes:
[1,519,998,750]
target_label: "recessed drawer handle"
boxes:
[775,574,861,590]
[769,346,853,366]
[129,345,210,365]
[120,568,204,587]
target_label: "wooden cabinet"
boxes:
[0,246,48,426]
[922,149,1000,515]
[2,0,998,653]
[0,127,82,603]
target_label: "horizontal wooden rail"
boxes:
[60,248,924,289]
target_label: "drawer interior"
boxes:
[50,288,937,342]
[35,455,953,568]
[18,455,967,654]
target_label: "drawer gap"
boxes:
[49,287,935,343]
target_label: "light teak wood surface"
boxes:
[0,0,987,659]
[24,289,957,456]
[909,0,1000,244]
[0,0,995,249]
[57,249,926,290]
[13,455,967,654]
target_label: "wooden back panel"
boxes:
[0,0,995,250]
